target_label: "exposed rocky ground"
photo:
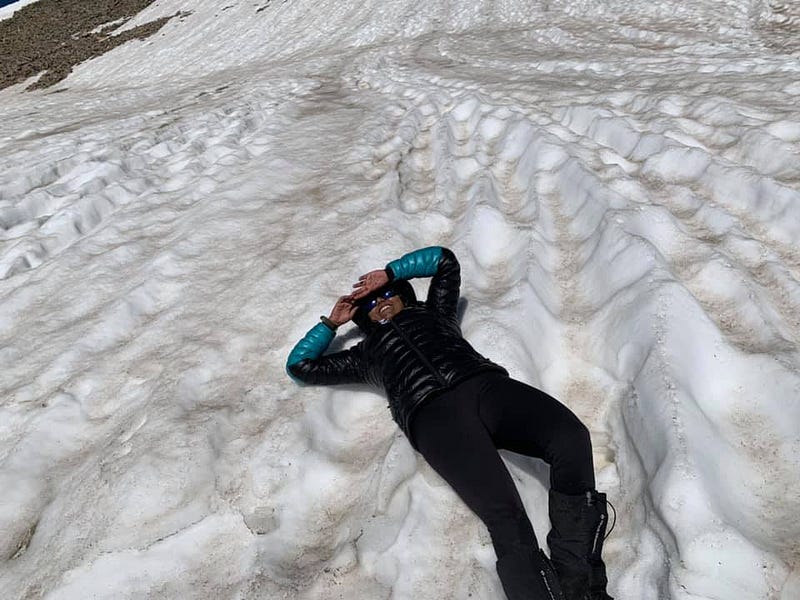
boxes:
[0,0,187,91]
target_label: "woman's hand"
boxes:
[351,269,389,300]
[328,296,358,327]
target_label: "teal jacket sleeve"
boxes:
[386,246,443,281]
[386,246,460,323]
[286,323,367,385]
[287,322,334,370]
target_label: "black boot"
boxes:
[495,546,566,600]
[585,491,612,600]
[546,490,614,600]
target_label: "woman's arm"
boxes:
[352,246,461,321]
[286,297,367,385]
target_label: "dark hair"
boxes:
[352,279,417,332]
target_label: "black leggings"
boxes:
[409,371,595,560]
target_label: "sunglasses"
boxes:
[362,289,397,311]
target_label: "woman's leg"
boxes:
[410,376,565,599]
[475,374,612,600]
[410,375,538,559]
[476,373,595,494]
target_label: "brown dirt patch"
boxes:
[0,0,189,91]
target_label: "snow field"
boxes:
[2,0,800,599]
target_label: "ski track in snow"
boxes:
[1,1,800,599]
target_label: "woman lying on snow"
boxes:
[286,246,613,600]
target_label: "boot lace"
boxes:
[604,498,617,540]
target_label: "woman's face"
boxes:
[368,294,405,322]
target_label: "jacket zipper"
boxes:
[591,513,606,555]
[540,570,556,600]
[390,320,448,385]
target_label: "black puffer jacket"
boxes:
[288,248,507,446]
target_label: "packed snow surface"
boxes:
[2,1,800,598]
